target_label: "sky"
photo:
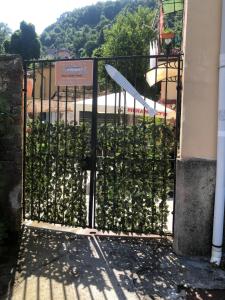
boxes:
[0,0,108,35]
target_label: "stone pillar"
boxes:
[0,55,23,235]
[173,0,222,256]
[174,159,216,256]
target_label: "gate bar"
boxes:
[22,63,27,220]
[172,55,182,235]
[24,54,181,64]
[89,58,98,228]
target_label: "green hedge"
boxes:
[25,120,90,226]
[96,120,174,234]
[25,118,174,234]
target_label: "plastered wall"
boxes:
[180,0,222,159]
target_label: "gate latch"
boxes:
[81,156,92,171]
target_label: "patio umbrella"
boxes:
[76,92,176,119]
[26,93,175,120]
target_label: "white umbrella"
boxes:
[77,92,175,119]
[105,64,156,117]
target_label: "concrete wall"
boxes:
[174,159,216,256]
[0,55,23,234]
[174,0,222,256]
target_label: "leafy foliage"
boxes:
[96,119,174,234]
[169,10,183,48]
[0,23,11,54]
[40,0,157,58]
[96,7,156,96]
[25,118,174,234]
[4,21,41,60]
[25,120,90,226]
[101,7,155,57]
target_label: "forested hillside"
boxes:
[40,0,157,58]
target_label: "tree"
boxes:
[84,40,98,57]
[102,7,155,56]
[40,0,157,58]
[0,23,11,54]
[99,7,156,95]
[4,21,41,60]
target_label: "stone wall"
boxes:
[0,55,23,234]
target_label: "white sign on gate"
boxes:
[55,60,93,86]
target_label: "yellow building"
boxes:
[173,0,224,259]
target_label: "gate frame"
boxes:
[22,54,183,234]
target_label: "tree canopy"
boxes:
[95,7,156,96]
[0,23,11,54]
[101,6,155,57]
[40,0,157,58]
[0,0,183,60]
[4,21,41,60]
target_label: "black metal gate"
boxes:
[23,55,182,235]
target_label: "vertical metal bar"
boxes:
[131,57,138,231]
[31,62,36,219]
[123,91,127,125]
[140,57,148,231]
[143,63,146,122]
[89,58,98,228]
[161,55,169,232]
[38,62,44,221]
[82,86,88,226]
[112,85,117,229]
[65,86,68,124]
[175,57,182,145]
[118,90,121,125]
[71,85,77,225]
[62,86,68,224]
[46,62,52,221]
[151,56,158,231]
[122,90,127,229]
[172,55,182,235]
[40,63,44,121]
[71,86,77,226]
[54,86,60,223]
[74,87,77,125]
[102,63,108,227]
[48,63,52,123]
[133,58,137,126]
[164,58,169,126]
[82,87,85,123]
[22,63,27,220]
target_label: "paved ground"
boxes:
[3,223,225,300]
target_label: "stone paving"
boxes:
[4,223,225,300]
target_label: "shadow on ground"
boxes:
[179,287,225,300]
[4,225,225,300]
[0,235,20,299]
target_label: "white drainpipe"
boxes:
[211,0,225,266]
